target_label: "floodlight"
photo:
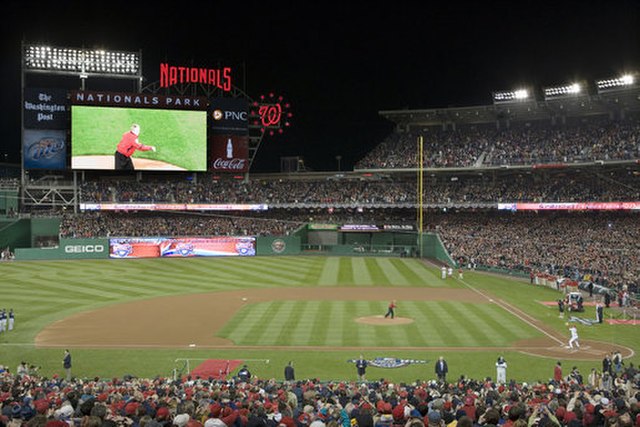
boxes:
[492,88,532,104]
[543,82,585,100]
[23,44,140,77]
[596,73,637,93]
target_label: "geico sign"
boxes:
[64,245,105,253]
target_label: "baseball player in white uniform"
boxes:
[567,324,580,349]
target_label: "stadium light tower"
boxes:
[543,81,587,101]
[491,87,533,104]
[596,73,637,94]
[23,43,143,90]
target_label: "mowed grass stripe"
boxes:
[404,260,441,285]
[389,258,426,286]
[402,301,432,345]
[12,277,126,300]
[265,301,298,346]
[444,302,502,346]
[420,302,471,346]
[212,261,304,286]
[325,301,346,346]
[364,258,389,285]
[288,301,319,345]
[236,261,309,284]
[354,302,378,346]
[404,301,447,346]
[317,258,340,285]
[308,302,332,344]
[474,303,542,340]
[338,258,354,285]
[376,258,408,285]
[351,258,373,284]
[220,302,273,344]
[248,257,317,277]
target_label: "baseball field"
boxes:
[0,256,636,383]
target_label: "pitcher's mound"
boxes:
[356,315,414,325]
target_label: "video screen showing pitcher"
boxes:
[115,124,156,170]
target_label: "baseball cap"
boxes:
[427,411,441,424]
[174,413,190,427]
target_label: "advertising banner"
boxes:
[209,97,248,131]
[23,88,69,129]
[22,129,67,170]
[209,134,249,173]
[110,236,256,258]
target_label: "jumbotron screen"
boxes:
[71,105,207,171]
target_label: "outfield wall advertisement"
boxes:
[109,237,256,258]
[15,238,110,260]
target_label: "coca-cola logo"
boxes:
[27,137,65,160]
[212,157,246,170]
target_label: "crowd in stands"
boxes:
[0,358,639,427]
[77,170,640,206]
[59,212,302,239]
[355,120,640,169]
[430,211,639,297]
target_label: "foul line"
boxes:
[458,278,566,346]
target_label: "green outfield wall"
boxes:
[256,235,302,255]
[15,238,109,260]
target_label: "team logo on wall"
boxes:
[235,239,256,256]
[271,239,286,253]
[175,243,195,256]
[111,242,133,258]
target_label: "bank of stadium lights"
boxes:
[543,82,585,100]
[23,45,140,76]
[596,74,637,93]
[492,88,531,104]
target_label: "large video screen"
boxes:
[71,105,207,171]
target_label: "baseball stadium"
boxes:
[0,42,639,427]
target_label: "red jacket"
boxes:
[554,365,562,382]
[117,131,153,157]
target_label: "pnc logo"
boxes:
[212,109,247,121]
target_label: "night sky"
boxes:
[2,0,638,172]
